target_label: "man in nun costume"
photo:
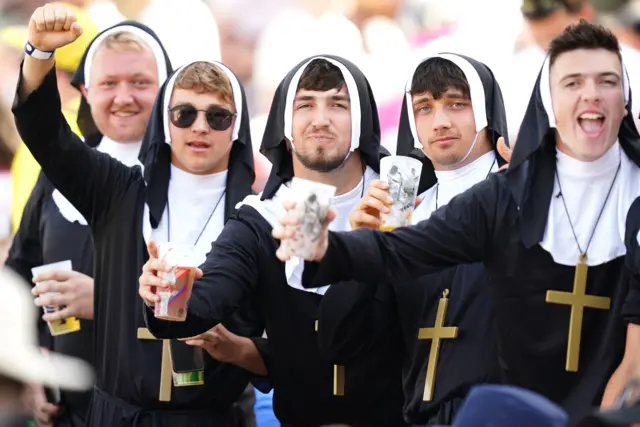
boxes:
[138,55,407,426]
[6,19,172,427]
[315,53,509,426]
[12,3,266,426]
[273,20,640,422]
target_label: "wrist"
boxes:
[25,41,54,60]
[231,336,253,364]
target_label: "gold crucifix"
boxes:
[315,320,345,396]
[137,327,173,401]
[545,254,611,372]
[417,289,458,402]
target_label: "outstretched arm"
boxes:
[285,176,502,288]
[141,210,262,339]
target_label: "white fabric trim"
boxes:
[83,25,168,89]
[283,56,362,153]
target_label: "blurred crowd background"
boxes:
[1,0,639,265]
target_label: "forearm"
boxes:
[624,323,640,360]
[18,56,55,100]
[231,337,268,376]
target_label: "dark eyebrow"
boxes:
[560,72,621,82]
[412,92,468,106]
[294,94,350,103]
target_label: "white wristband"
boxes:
[25,41,54,60]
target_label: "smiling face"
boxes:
[168,62,236,175]
[82,32,159,143]
[550,48,627,161]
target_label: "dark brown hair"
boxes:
[549,19,621,66]
[297,59,345,92]
[410,57,470,100]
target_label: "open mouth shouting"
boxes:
[577,111,606,139]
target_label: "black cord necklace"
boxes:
[166,190,226,245]
[435,158,496,210]
[554,152,621,263]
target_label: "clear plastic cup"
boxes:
[31,260,81,336]
[379,156,423,231]
[155,243,199,322]
[279,178,337,259]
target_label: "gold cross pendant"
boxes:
[545,254,611,372]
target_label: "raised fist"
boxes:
[28,3,84,52]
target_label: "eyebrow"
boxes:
[100,72,154,80]
[294,94,350,103]
[560,72,621,82]
[412,92,468,105]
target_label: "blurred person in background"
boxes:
[0,101,19,267]
[2,2,99,236]
[0,267,93,427]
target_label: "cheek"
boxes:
[88,92,113,113]
[414,116,432,143]
[135,88,159,110]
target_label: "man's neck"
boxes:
[292,153,365,196]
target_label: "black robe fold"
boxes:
[12,66,263,426]
[300,171,634,421]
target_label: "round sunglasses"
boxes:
[168,104,236,131]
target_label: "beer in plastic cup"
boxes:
[31,260,81,336]
[155,243,199,322]
[279,178,337,259]
[379,156,423,230]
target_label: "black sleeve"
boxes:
[623,197,640,324]
[302,176,502,288]
[145,211,261,339]
[316,281,398,365]
[5,172,50,347]
[248,337,273,392]
[11,64,138,229]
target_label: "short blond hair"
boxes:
[97,31,153,53]
[174,62,234,108]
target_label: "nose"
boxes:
[311,105,330,128]
[581,79,602,103]
[431,106,452,131]
[191,111,210,134]
[112,82,135,106]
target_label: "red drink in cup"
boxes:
[154,243,198,322]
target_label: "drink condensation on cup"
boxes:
[379,155,423,231]
[155,243,199,322]
[279,178,337,259]
[31,260,82,336]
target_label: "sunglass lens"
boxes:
[170,105,198,128]
[206,107,233,131]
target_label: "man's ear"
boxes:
[80,84,89,101]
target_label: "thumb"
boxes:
[147,240,158,259]
[194,268,203,280]
[497,136,512,163]
[70,22,83,38]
